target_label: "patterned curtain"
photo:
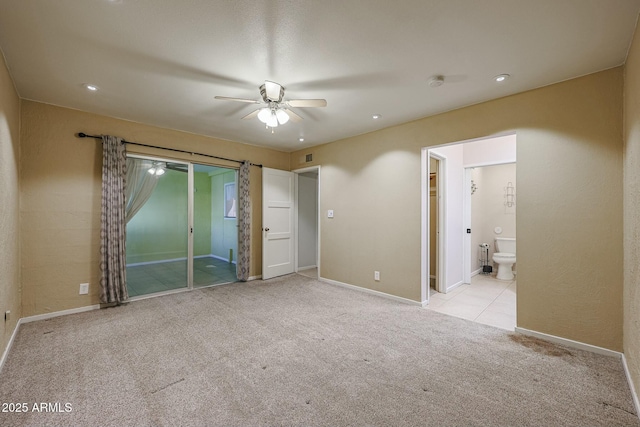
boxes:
[99,135,129,304]
[236,161,251,281]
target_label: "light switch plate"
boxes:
[328,210,334,218]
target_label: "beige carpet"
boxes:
[0,274,638,427]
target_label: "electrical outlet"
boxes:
[328,210,334,218]
[79,283,89,295]
[374,271,380,281]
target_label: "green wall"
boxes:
[194,171,212,256]
[126,169,213,264]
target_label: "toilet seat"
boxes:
[493,252,515,259]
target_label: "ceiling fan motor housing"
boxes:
[260,82,285,103]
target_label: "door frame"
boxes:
[293,166,321,277]
[422,149,447,303]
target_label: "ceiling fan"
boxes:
[215,81,327,130]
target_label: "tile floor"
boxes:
[427,274,516,331]
[127,256,237,297]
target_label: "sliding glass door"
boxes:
[125,156,238,298]
[125,157,189,296]
[192,164,238,287]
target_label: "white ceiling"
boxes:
[0,1,638,152]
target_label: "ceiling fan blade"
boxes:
[284,109,303,122]
[288,99,327,108]
[264,81,283,101]
[241,109,260,120]
[214,96,260,104]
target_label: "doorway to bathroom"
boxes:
[422,133,517,330]
[125,155,238,299]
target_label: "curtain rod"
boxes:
[76,132,263,168]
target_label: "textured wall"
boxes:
[19,101,290,317]
[624,19,640,406]
[291,68,624,351]
[0,51,20,358]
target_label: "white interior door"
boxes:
[262,167,295,280]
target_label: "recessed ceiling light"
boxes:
[494,74,510,83]
[372,114,382,120]
[84,84,99,91]
[299,137,305,142]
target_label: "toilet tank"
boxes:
[495,237,516,254]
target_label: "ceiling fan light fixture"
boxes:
[265,112,279,128]
[147,162,166,176]
[257,107,272,124]
[275,109,290,125]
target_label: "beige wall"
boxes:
[0,52,21,358]
[624,19,640,405]
[292,67,624,351]
[20,101,289,317]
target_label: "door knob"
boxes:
[265,227,270,232]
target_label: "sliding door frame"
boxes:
[126,154,238,300]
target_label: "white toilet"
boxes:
[493,237,516,281]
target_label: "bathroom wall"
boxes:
[623,14,640,405]
[470,163,517,272]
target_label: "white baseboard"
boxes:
[126,256,187,267]
[446,280,465,293]
[471,268,482,277]
[622,354,640,417]
[514,327,622,358]
[209,254,237,264]
[319,277,422,307]
[21,304,102,324]
[1,303,101,374]
[127,254,236,267]
[0,318,22,374]
[298,265,317,271]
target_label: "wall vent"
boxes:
[305,154,313,163]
